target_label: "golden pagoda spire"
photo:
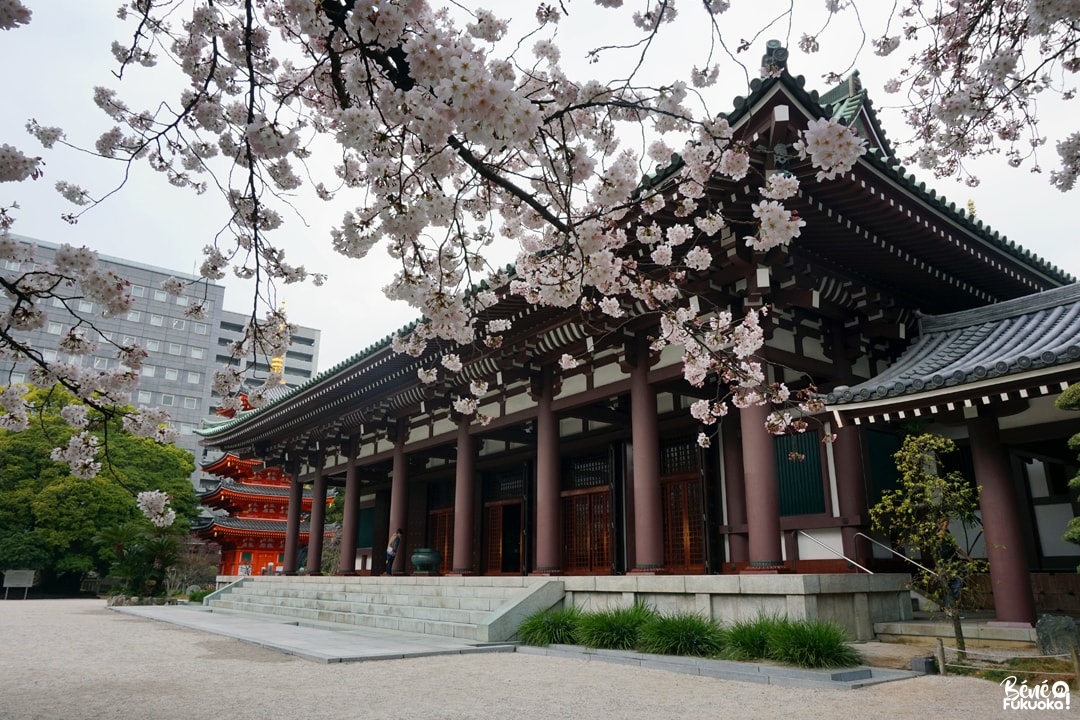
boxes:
[269,301,286,383]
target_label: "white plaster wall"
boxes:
[796,528,844,560]
[593,363,629,388]
[504,391,535,416]
[556,374,587,399]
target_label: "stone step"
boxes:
[873,619,1036,649]
[211,593,492,625]
[226,589,506,612]
[207,577,566,644]
[208,598,481,639]
[229,584,520,601]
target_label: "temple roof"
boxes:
[198,480,302,500]
[195,43,1075,452]
[192,517,330,534]
[827,283,1080,405]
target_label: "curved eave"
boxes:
[724,72,1072,288]
[826,284,1080,412]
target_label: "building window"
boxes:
[123,335,137,346]
[190,347,206,360]
[146,339,160,352]
[137,390,152,404]
[193,322,208,335]
[10,372,24,384]
[187,371,201,384]
[167,343,182,356]
[127,310,141,322]
[153,289,167,302]
[180,423,194,435]
[47,322,62,335]
[774,432,827,516]
[43,349,58,362]
[3,260,20,271]
[131,285,146,298]
[175,295,188,307]
[165,367,179,381]
[183,397,199,409]
[150,314,164,327]
[93,357,108,370]
[172,318,186,331]
[78,300,93,313]
[161,394,175,406]
[142,365,157,378]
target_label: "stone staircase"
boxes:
[205,575,564,643]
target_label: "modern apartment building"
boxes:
[0,235,321,489]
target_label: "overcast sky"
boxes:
[3,3,1077,371]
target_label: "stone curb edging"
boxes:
[516,644,920,690]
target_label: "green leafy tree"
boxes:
[869,433,986,655]
[1054,385,1080,555]
[0,385,197,593]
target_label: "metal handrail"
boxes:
[853,531,939,577]
[795,530,874,574]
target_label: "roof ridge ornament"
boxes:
[762,39,788,76]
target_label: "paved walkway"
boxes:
[112,602,513,663]
[114,602,919,689]
[0,600,1027,719]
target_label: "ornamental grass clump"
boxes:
[575,602,658,650]
[516,606,581,647]
[637,611,725,657]
[721,614,784,661]
[765,618,861,668]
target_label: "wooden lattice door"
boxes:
[662,475,704,572]
[427,508,453,574]
[660,440,704,573]
[484,501,523,574]
[561,490,612,574]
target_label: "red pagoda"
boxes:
[195,452,330,576]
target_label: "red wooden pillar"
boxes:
[283,464,303,575]
[630,339,663,572]
[339,438,359,575]
[721,419,749,564]
[307,456,328,574]
[833,425,871,568]
[533,367,561,574]
[388,423,409,575]
[452,419,476,574]
[740,403,784,569]
[967,412,1036,625]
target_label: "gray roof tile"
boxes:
[828,284,1080,404]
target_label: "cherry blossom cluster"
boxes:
[0,0,30,31]
[136,489,177,528]
[49,431,101,480]
[9,1,1067,459]
[0,144,41,183]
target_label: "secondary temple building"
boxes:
[196,50,1080,628]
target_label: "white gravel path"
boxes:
[0,599,1043,719]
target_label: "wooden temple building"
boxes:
[195,47,1080,626]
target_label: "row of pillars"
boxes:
[276,366,1036,625]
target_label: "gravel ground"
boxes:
[0,599,1042,719]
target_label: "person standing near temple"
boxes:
[385,528,403,576]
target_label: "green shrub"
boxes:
[517,606,582,646]
[637,611,725,657]
[765,618,861,668]
[576,603,657,650]
[722,614,785,661]
[186,588,213,603]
